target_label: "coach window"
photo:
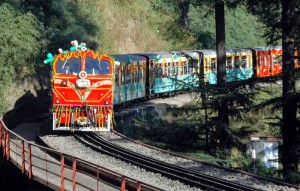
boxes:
[188,59,195,74]
[136,63,140,82]
[211,58,216,71]
[135,64,139,83]
[181,62,185,75]
[183,62,188,75]
[183,61,187,75]
[172,63,176,76]
[235,56,240,69]
[121,66,126,84]
[187,61,191,74]
[115,69,120,86]
[138,65,143,82]
[132,70,136,83]
[150,60,154,72]
[163,63,168,76]
[227,57,233,69]
[167,63,172,77]
[133,64,137,83]
[174,62,178,76]
[188,60,195,74]
[241,56,247,68]
[157,64,163,78]
[126,65,132,84]
[56,58,81,74]
[272,54,282,65]
[264,55,269,66]
[259,55,264,67]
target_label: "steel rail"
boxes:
[112,130,300,189]
[75,132,260,191]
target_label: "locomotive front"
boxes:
[47,42,114,131]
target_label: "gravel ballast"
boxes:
[40,93,298,191]
[41,135,202,191]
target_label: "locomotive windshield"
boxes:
[85,57,111,75]
[56,58,81,74]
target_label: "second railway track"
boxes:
[74,132,260,191]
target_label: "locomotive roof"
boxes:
[110,54,145,62]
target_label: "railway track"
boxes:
[74,132,260,191]
[109,130,300,190]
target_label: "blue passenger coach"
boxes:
[111,54,146,104]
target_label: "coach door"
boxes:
[271,50,282,76]
[258,51,271,77]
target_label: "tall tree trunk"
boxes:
[179,0,189,29]
[215,0,229,153]
[281,0,299,177]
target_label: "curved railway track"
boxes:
[74,132,260,191]
[109,130,300,190]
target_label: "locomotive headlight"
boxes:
[105,100,109,105]
[61,80,67,87]
[56,100,60,104]
[76,79,90,88]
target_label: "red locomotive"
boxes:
[46,41,114,131]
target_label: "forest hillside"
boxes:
[0,0,268,113]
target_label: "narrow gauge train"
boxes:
[45,41,297,132]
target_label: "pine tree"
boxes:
[281,0,299,177]
[215,0,229,154]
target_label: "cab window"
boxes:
[86,57,110,75]
[56,58,81,74]
[100,60,110,74]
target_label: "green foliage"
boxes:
[245,0,283,45]
[252,157,283,179]
[151,1,269,49]
[178,150,231,166]
[0,3,44,71]
[284,171,300,185]
[0,3,45,114]
[22,0,100,52]
[189,4,267,49]
[228,148,252,169]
